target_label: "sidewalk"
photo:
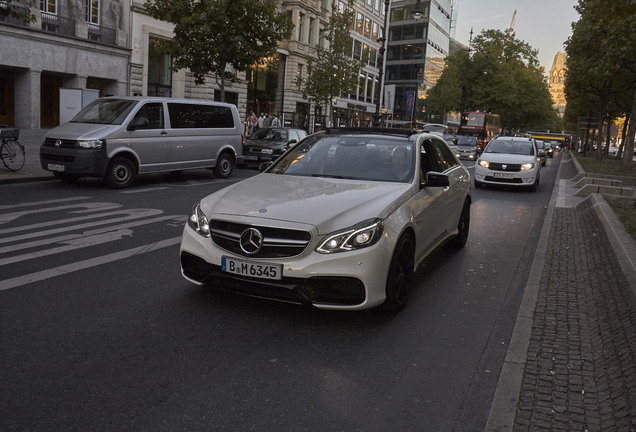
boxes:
[2,131,635,430]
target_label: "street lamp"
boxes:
[372,0,426,127]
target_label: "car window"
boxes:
[269,134,415,183]
[430,138,458,172]
[133,103,164,129]
[486,140,535,155]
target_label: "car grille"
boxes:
[488,163,522,172]
[41,152,74,162]
[43,138,77,148]
[210,220,311,258]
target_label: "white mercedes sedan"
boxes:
[180,128,472,311]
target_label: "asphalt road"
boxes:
[0,157,560,431]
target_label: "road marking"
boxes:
[0,237,182,291]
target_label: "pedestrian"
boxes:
[263,114,271,128]
[271,114,281,127]
[257,113,265,130]
[248,111,257,135]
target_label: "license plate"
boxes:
[493,172,514,179]
[243,155,258,160]
[222,256,282,280]
[47,163,65,172]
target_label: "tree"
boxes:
[564,0,636,166]
[0,0,36,23]
[144,0,293,102]
[296,0,364,127]
[424,29,560,132]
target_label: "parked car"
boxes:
[40,97,244,188]
[241,127,307,167]
[535,140,547,166]
[452,135,479,160]
[180,128,472,311]
[474,136,541,191]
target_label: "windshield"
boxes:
[456,136,477,146]
[268,134,415,183]
[248,128,287,142]
[70,99,138,125]
[485,140,535,156]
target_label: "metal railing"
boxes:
[88,22,116,45]
[0,2,30,27]
[41,11,75,37]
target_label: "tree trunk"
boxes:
[622,85,636,172]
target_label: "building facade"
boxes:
[384,0,451,123]
[548,51,567,117]
[0,0,385,132]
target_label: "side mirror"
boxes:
[423,171,450,188]
[127,117,149,131]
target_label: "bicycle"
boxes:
[0,127,25,171]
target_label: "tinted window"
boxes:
[133,103,164,129]
[167,103,234,129]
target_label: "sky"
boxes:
[453,0,580,72]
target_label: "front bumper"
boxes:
[179,224,393,310]
[474,165,538,186]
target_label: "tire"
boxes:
[213,152,233,178]
[1,140,25,171]
[382,234,415,312]
[104,157,136,188]
[53,172,81,183]
[449,198,470,248]
[529,176,539,192]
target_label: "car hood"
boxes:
[480,153,537,163]
[200,174,413,234]
[244,139,285,149]
[44,122,122,140]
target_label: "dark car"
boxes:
[545,141,554,158]
[242,128,308,166]
[453,135,480,160]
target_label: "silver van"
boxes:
[40,97,244,188]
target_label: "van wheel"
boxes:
[213,153,233,178]
[104,157,136,188]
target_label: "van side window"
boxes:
[133,103,164,129]
[168,103,235,129]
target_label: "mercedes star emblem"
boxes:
[239,228,264,255]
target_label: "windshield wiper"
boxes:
[311,173,355,179]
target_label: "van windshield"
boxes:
[70,99,138,125]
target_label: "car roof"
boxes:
[492,136,535,142]
[315,127,427,140]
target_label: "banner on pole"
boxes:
[384,85,396,114]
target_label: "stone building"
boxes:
[548,51,567,117]
[0,0,385,132]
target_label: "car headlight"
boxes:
[261,148,274,155]
[316,219,384,254]
[188,203,210,237]
[77,139,105,149]
[478,160,490,168]
[521,163,535,170]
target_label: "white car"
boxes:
[180,128,472,311]
[474,136,541,191]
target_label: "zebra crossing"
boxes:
[0,196,184,291]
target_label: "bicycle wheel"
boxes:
[1,139,26,171]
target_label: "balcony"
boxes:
[88,23,116,45]
[41,11,75,37]
[0,2,30,27]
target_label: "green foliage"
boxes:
[297,1,364,110]
[144,0,293,97]
[564,0,636,169]
[0,0,36,23]
[424,29,560,132]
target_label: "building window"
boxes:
[148,37,172,97]
[85,0,99,24]
[40,0,56,13]
[364,17,371,37]
[355,12,363,34]
[298,13,305,42]
[308,17,315,46]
